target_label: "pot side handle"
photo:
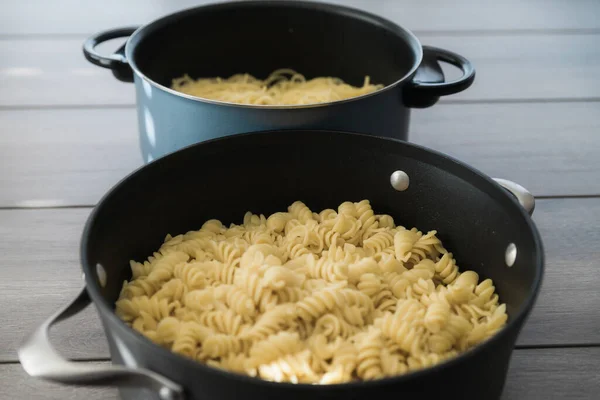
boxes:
[17,285,185,400]
[493,178,536,216]
[404,46,475,108]
[83,27,138,83]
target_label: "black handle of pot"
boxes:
[404,46,475,108]
[83,27,138,83]
[18,285,185,400]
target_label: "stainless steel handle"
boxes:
[493,178,535,215]
[18,285,185,400]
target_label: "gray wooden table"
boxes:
[1,1,599,399]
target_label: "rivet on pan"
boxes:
[505,243,517,267]
[159,387,177,400]
[96,263,107,288]
[390,170,410,191]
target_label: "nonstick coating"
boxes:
[82,130,543,400]
[129,1,419,90]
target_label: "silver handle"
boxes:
[493,178,535,215]
[18,286,185,400]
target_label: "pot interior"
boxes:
[84,130,541,325]
[128,1,420,90]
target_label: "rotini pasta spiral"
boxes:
[357,273,385,297]
[356,328,384,380]
[172,321,212,359]
[306,254,349,282]
[296,285,342,322]
[314,313,361,339]
[116,296,179,322]
[247,331,304,368]
[173,261,209,290]
[154,278,188,302]
[119,277,159,299]
[288,201,314,223]
[434,252,460,285]
[116,200,508,383]
[363,230,394,255]
[355,200,378,238]
[146,251,190,284]
[201,334,248,359]
[424,301,451,333]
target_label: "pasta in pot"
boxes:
[170,69,384,106]
[115,200,508,383]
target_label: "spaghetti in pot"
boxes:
[170,69,384,105]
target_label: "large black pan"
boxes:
[19,130,543,400]
[82,0,474,163]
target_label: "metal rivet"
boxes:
[96,263,107,288]
[159,387,177,400]
[505,243,517,267]
[390,170,410,191]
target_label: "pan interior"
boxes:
[84,130,540,323]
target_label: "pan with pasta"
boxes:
[19,130,543,400]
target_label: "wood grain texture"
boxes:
[0,208,109,361]
[519,198,600,347]
[411,102,600,197]
[1,198,599,362]
[2,348,598,400]
[1,33,600,107]
[0,108,142,208]
[1,0,599,35]
[2,102,599,208]
[501,348,600,400]
[0,39,135,107]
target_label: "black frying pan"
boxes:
[19,130,543,400]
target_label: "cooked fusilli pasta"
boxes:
[116,200,508,383]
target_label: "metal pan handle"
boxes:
[83,27,138,83]
[493,178,536,215]
[18,285,185,400]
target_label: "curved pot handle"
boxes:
[83,27,138,83]
[18,285,185,400]
[404,46,475,108]
[493,178,536,216]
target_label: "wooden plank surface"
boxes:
[411,102,600,197]
[2,102,599,209]
[521,198,600,347]
[1,0,600,36]
[2,348,599,400]
[1,1,598,398]
[0,108,142,208]
[0,209,110,361]
[501,348,600,399]
[1,33,600,107]
[2,198,599,362]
